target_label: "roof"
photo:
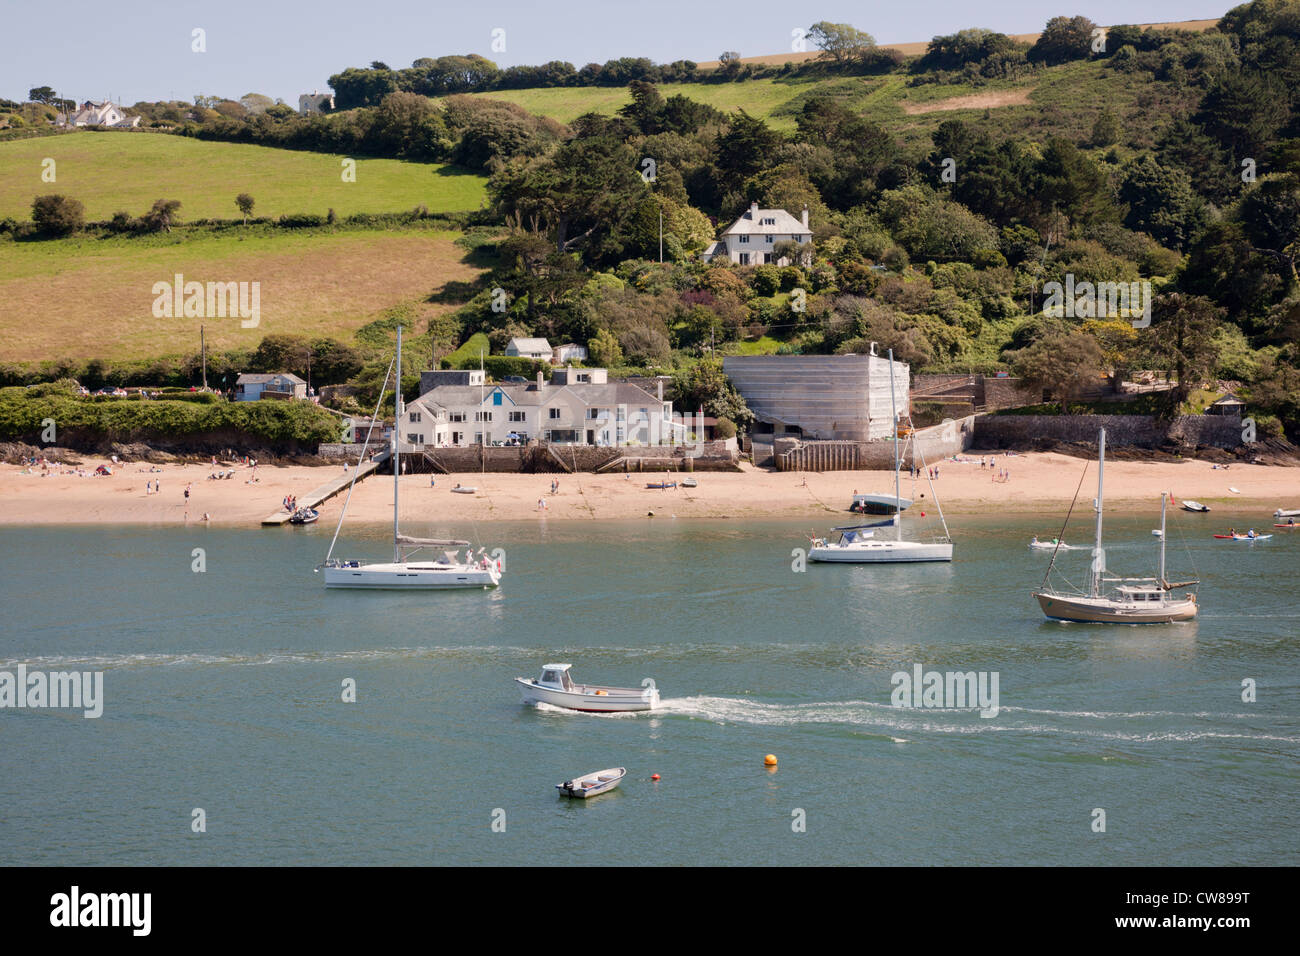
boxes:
[236,372,306,385]
[506,337,552,351]
[721,206,809,237]
[543,664,572,671]
[413,380,661,409]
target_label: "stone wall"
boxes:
[972,413,1243,449]
[773,417,974,471]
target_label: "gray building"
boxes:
[722,353,909,441]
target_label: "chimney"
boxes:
[802,204,809,230]
[536,371,544,389]
[750,201,759,219]
[657,379,664,401]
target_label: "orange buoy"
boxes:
[651,773,660,781]
[764,754,778,767]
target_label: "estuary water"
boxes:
[1,514,1296,866]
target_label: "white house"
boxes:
[298,91,335,115]
[552,343,588,364]
[235,372,307,401]
[402,371,676,448]
[504,337,553,361]
[705,202,813,266]
[55,100,141,129]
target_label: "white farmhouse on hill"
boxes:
[55,100,141,129]
[504,337,552,361]
[298,91,335,114]
[705,201,812,266]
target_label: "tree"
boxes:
[808,22,877,64]
[235,193,255,225]
[672,360,752,426]
[1118,155,1199,250]
[1028,15,1098,65]
[1090,110,1121,148]
[28,86,57,105]
[30,194,85,236]
[1006,330,1105,411]
[141,199,182,233]
[588,328,623,366]
[1143,293,1223,402]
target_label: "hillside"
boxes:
[0,227,481,362]
[0,132,486,221]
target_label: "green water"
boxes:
[0,514,1295,865]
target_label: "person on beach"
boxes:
[430,475,436,487]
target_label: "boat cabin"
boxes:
[1117,586,1168,603]
[536,664,576,691]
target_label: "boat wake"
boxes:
[654,696,1299,746]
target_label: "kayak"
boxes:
[1213,534,1272,540]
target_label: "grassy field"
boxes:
[0,227,484,362]
[0,132,487,221]
[467,59,1195,148]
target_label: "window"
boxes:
[449,412,466,422]
[738,253,750,265]
[475,411,492,422]
[408,411,421,423]
[576,372,590,383]
[493,391,502,406]
[406,433,421,444]
[587,408,604,420]
[763,253,772,264]
[765,235,774,243]
[508,411,526,422]
[738,235,749,244]
[762,217,776,225]
[549,408,561,420]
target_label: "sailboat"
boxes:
[808,347,953,563]
[319,326,501,589]
[1033,428,1196,623]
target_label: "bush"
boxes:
[713,417,736,439]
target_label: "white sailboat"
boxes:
[1033,427,1197,623]
[319,326,501,589]
[809,347,953,563]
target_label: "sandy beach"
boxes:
[2,452,1297,527]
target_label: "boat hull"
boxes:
[515,678,658,712]
[323,561,500,588]
[810,540,952,563]
[556,767,626,798]
[1034,591,1197,623]
[849,494,912,515]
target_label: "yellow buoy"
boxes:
[764,754,778,767]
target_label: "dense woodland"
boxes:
[5,4,1300,439]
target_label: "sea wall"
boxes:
[972,413,1243,449]
[773,417,974,471]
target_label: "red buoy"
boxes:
[651,773,660,781]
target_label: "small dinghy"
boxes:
[1275,508,1300,518]
[557,767,625,799]
[450,485,476,494]
[1182,500,1210,513]
[680,477,698,488]
[646,481,677,489]
[289,507,319,525]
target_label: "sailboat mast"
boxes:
[1159,492,1168,585]
[887,348,901,541]
[1092,427,1106,597]
[394,325,402,562]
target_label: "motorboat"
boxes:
[1029,538,1074,550]
[288,507,319,524]
[646,480,677,489]
[1275,508,1300,518]
[681,477,698,488]
[849,492,911,515]
[1182,500,1210,513]
[556,767,626,799]
[318,325,502,590]
[1034,428,1198,624]
[451,485,477,494]
[516,664,659,712]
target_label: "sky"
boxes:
[3,0,1228,105]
